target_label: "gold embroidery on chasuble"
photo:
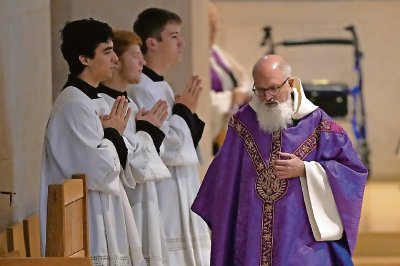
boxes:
[229,115,330,266]
[293,119,332,159]
[229,115,287,266]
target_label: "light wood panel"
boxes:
[0,231,7,256]
[358,181,400,233]
[0,257,91,266]
[354,181,400,265]
[23,214,41,257]
[46,174,88,257]
[6,223,26,257]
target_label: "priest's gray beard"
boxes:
[253,97,294,134]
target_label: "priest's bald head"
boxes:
[250,55,295,133]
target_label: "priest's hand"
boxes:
[136,99,168,128]
[274,152,305,179]
[175,75,202,113]
[100,96,131,135]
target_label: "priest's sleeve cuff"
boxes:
[104,127,128,169]
[299,161,343,241]
[136,120,165,154]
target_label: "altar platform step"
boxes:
[353,181,400,266]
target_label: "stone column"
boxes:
[0,0,52,232]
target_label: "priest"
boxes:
[192,54,368,266]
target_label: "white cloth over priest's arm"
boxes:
[299,161,343,241]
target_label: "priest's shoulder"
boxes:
[318,109,345,135]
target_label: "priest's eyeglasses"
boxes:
[252,77,290,96]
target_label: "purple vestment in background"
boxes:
[210,46,238,93]
[192,105,367,266]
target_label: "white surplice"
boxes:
[98,91,171,266]
[128,74,211,266]
[39,85,146,266]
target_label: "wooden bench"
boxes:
[0,214,39,258]
[0,174,91,265]
[46,174,89,257]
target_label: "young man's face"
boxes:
[156,22,184,64]
[86,40,118,83]
[119,44,146,84]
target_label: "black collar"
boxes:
[98,84,130,102]
[143,65,164,82]
[62,75,100,99]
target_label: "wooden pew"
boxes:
[0,258,91,266]
[6,222,26,257]
[23,214,41,257]
[0,214,41,258]
[46,174,89,257]
[0,174,92,265]
[0,230,9,256]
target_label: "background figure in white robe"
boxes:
[39,19,146,266]
[98,30,172,266]
[208,3,252,154]
[129,8,211,265]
